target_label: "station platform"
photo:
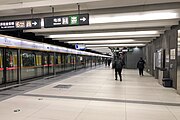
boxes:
[0,66,180,120]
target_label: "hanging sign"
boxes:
[44,13,89,28]
[0,18,41,30]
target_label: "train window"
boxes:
[71,55,75,64]
[43,56,48,65]
[54,55,58,64]
[6,51,17,67]
[22,52,35,66]
[66,55,71,64]
[49,55,54,64]
[58,55,61,64]
[77,56,80,63]
[13,54,17,66]
[61,54,65,64]
[6,51,13,67]
[36,54,42,66]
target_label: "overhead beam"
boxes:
[0,0,103,11]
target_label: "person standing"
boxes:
[114,57,124,81]
[137,57,145,76]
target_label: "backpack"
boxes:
[115,59,122,69]
[138,60,144,68]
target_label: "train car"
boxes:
[0,35,109,88]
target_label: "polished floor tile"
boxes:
[0,67,180,120]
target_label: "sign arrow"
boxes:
[80,17,86,22]
[32,21,37,26]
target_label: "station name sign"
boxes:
[75,43,86,50]
[0,18,41,30]
[44,13,89,28]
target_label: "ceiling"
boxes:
[0,0,180,54]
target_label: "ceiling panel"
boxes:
[0,0,104,11]
[26,19,178,35]
[0,0,44,5]
[0,0,180,16]
[83,0,180,12]
[0,0,179,53]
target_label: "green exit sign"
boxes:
[69,15,79,25]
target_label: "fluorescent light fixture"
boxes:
[41,18,44,27]
[134,47,140,50]
[90,11,178,24]
[55,35,158,40]
[67,39,134,44]
[87,47,109,49]
[178,38,180,41]
[49,30,159,38]
[86,44,145,47]
[87,47,123,51]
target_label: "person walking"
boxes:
[114,56,124,81]
[137,57,145,76]
[105,58,108,66]
[107,58,111,67]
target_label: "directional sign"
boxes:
[79,14,89,25]
[44,13,89,28]
[0,18,41,30]
[75,43,86,50]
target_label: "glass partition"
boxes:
[0,49,3,84]
[177,30,180,94]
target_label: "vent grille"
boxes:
[53,84,72,89]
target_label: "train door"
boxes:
[65,54,71,71]
[36,52,43,77]
[49,53,54,74]
[42,52,49,75]
[83,56,86,68]
[61,54,65,71]
[56,53,65,72]
[72,55,76,70]
[0,49,3,85]
[85,56,88,67]
[5,49,18,84]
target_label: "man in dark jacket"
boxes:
[137,57,145,76]
[114,57,124,81]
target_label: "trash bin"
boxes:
[162,78,172,87]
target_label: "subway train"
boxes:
[0,34,109,87]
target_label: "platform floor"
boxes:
[1,66,180,120]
